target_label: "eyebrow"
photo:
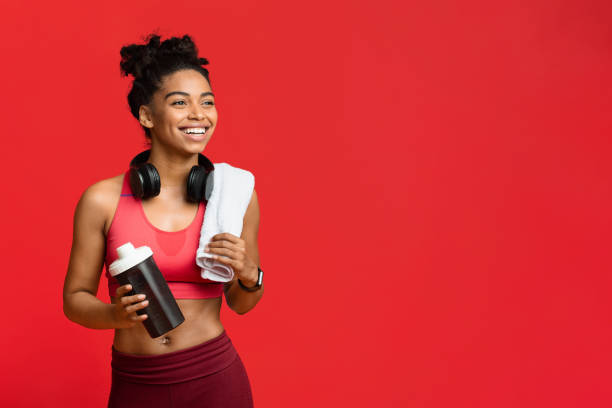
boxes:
[164,91,215,100]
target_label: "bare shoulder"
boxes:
[76,173,125,236]
[84,173,123,194]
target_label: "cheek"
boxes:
[165,111,186,125]
[209,109,219,122]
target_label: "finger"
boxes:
[209,247,241,260]
[126,300,149,313]
[208,240,245,254]
[211,233,240,244]
[123,293,147,305]
[131,313,148,321]
[211,253,236,267]
[116,284,132,297]
[125,301,149,314]
[212,235,246,249]
[121,293,145,305]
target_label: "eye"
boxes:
[203,100,215,106]
[172,100,186,105]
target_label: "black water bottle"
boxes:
[108,242,185,338]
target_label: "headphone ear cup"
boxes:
[204,171,214,202]
[143,163,161,198]
[187,165,210,203]
[128,168,144,199]
[130,163,160,199]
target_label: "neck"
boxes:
[146,146,200,194]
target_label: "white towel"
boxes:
[196,162,255,282]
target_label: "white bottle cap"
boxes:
[108,242,153,277]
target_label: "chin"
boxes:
[186,139,210,152]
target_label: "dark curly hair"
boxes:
[119,33,212,140]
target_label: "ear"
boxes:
[139,105,154,128]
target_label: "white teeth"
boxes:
[182,127,207,134]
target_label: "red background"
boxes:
[1,0,611,406]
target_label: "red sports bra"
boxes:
[104,169,224,299]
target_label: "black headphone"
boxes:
[128,149,215,203]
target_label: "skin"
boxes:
[63,68,263,355]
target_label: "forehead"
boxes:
[158,69,211,94]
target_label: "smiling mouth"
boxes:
[179,127,209,135]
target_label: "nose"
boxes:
[188,104,206,120]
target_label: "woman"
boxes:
[62,34,263,407]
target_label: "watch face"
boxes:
[257,268,263,285]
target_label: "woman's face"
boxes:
[142,68,217,154]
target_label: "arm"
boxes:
[223,188,264,314]
[63,182,118,329]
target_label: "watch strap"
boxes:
[238,267,263,292]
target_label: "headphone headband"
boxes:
[129,149,214,172]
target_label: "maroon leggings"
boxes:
[108,330,254,408]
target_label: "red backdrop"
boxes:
[0,0,611,406]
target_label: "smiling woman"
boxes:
[62,33,262,408]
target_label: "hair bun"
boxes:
[120,34,208,80]
[119,34,161,79]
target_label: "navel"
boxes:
[160,336,171,345]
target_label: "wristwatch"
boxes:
[238,266,264,292]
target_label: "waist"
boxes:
[111,296,223,352]
[111,329,238,384]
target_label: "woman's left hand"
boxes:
[205,233,258,286]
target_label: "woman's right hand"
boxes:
[112,284,149,328]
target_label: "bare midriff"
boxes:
[110,295,224,356]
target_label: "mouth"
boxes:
[179,126,210,141]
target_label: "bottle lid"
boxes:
[108,242,153,277]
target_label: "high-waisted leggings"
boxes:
[108,329,254,408]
